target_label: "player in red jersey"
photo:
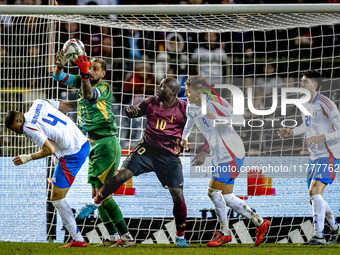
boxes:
[76,77,208,247]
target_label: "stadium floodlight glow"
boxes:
[201,85,312,116]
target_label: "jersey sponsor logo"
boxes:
[316,174,322,179]
[31,104,43,124]
[180,181,184,186]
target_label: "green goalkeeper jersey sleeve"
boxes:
[72,75,118,136]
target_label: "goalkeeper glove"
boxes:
[75,53,92,80]
[56,51,68,70]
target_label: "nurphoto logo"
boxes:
[200,84,312,128]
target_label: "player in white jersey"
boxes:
[181,76,270,247]
[278,70,340,245]
[5,99,90,248]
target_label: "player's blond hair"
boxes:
[185,75,210,93]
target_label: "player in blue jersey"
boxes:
[278,70,340,245]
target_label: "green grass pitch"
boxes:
[1,243,340,255]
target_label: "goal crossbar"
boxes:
[2,4,340,15]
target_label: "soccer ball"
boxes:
[62,39,85,62]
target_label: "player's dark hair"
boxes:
[92,58,107,71]
[302,70,322,91]
[5,111,19,129]
[185,75,211,93]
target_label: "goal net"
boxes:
[1,5,340,244]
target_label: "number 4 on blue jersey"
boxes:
[42,113,67,126]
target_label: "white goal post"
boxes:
[2,4,340,14]
[1,4,340,244]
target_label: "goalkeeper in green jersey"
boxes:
[53,51,135,247]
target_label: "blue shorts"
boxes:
[307,156,339,189]
[211,157,245,185]
[52,141,90,188]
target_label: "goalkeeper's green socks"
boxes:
[98,205,118,236]
[102,197,129,235]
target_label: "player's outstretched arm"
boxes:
[125,105,141,118]
[59,102,74,114]
[204,112,217,119]
[191,139,209,166]
[53,51,75,86]
[55,51,68,72]
[31,140,55,160]
[323,100,340,141]
[48,100,74,114]
[75,53,93,99]
[13,140,55,166]
[126,98,152,118]
[305,134,326,148]
[306,100,340,148]
[277,128,293,139]
[182,106,196,141]
[191,151,207,166]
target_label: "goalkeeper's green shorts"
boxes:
[88,135,121,189]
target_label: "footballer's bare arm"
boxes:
[81,79,93,100]
[126,105,141,118]
[59,102,74,114]
[74,53,93,99]
[13,140,55,166]
[31,140,55,160]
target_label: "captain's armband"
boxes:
[91,88,101,100]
